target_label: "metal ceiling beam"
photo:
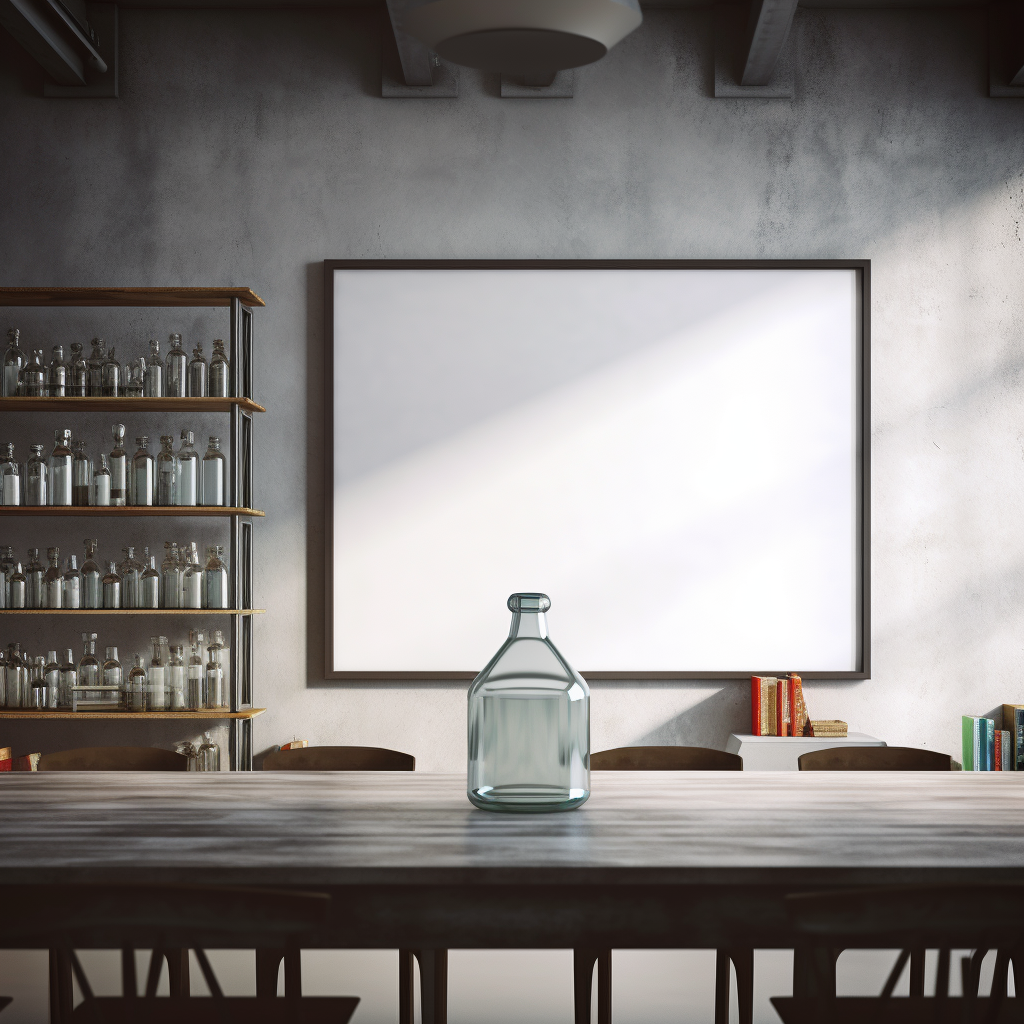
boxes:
[738,0,799,88]
[0,0,106,84]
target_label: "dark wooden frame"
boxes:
[324,259,871,682]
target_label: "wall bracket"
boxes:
[500,69,574,98]
[714,3,794,99]
[382,0,458,98]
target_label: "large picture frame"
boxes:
[325,259,870,681]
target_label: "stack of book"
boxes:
[961,716,1011,771]
[809,720,848,738]
[751,676,848,738]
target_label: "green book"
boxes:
[1017,709,1024,771]
[962,716,976,771]
[988,718,996,770]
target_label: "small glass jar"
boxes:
[48,345,69,398]
[0,443,21,506]
[139,554,160,608]
[168,644,186,710]
[91,453,111,506]
[43,547,62,609]
[101,561,121,609]
[203,545,229,609]
[71,440,92,507]
[102,646,123,699]
[197,733,221,771]
[3,328,26,398]
[200,437,226,507]
[58,648,77,708]
[209,339,230,397]
[25,445,47,505]
[69,342,88,397]
[127,654,147,712]
[82,540,102,609]
[19,348,46,397]
[62,555,82,609]
[101,346,121,397]
[188,342,207,398]
[166,333,188,398]
[86,337,106,397]
[131,436,154,506]
[48,429,73,506]
[156,435,178,506]
[144,340,164,397]
[25,548,44,609]
[109,424,127,506]
[148,636,170,711]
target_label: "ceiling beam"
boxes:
[738,0,799,88]
[0,0,106,84]
[384,0,433,87]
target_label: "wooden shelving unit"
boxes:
[0,287,264,308]
[0,397,265,413]
[0,507,264,517]
[0,609,265,616]
[0,708,266,720]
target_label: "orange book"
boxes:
[761,678,778,736]
[0,746,11,772]
[751,677,762,735]
[995,729,1003,771]
[789,675,809,736]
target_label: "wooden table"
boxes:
[2,771,1023,950]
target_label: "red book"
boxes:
[777,683,787,737]
[751,677,762,736]
[995,729,1003,771]
[0,746,11,772]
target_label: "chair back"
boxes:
[262,746,415,771]
[797,746,951,772]
[591,745,742,771]
[38,746,188,772]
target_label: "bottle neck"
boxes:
[509,611,549,640]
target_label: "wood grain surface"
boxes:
[0,287,265,308]
[0,397,265,413]
[0,506,264,517]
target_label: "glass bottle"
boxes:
[8,562,27,609]
[144,339,164,397]
[102,561,121,608]
[82,540,101,609]
[161,542,181,608]
[168,644,186,710]
[147,636,168,710]
[183,541,203,609]
[209,339,230,397]
[118,545,142,609]
[131,436,154,506]
[78,633,100,688]
[69,341,88,397]
[139,553,160,608]
[59,648,77,707]
[201,437,226,507]
[176,430,199,506]
[187,342,207,398]
[156,435,178,506]
[102,646,123,701]
[467,593,591,814]
[62,554,82,609]
[166,333,188,397]
[0,648,6,705]
[19,348,46,396]
[101,346,121,397]
[47,345,70,397]
[204,631,226,709]
[86,337,106,397]
[127,654,147,712]
[25,444,47,505]
[197,733,221,772]
[25,548,44,609]
[43,651,60,708]
[125,355,146,398]
[202,545,229,609]
[48,428,73,506]
[109,423,127,506]
[187,629,205,709]
[91,453,111,506]
[6,644,28,707]
[71,439,92,507]
[43,547,62,609]
[0,443,20,505]
[3,328,26,397]
[0,546,15,607]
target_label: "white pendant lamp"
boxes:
[402,0,643,75]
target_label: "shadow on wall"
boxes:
[617,682,750,752]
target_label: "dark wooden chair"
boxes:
[581,745,748,1024]
[38,746,188,772]
[0,883,358,1023]
[797,746,952,772]
[261,745,441,1023]
[772,885,1024,1023]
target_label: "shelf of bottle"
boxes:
[0,397,265,413]
[0,708,266,720]
[0,507,264,517]
[0,608,265,615]
[0,287,265,308]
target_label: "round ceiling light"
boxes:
[402,0,643,75]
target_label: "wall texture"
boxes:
[1,3,1023,1020]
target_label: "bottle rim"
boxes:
[507,593,551,613]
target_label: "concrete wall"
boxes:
[1,3,1023,1021]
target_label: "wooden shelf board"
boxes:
[0,507,264,517]
[0,287,264,308]
[0,708,266,720]
[0,397,265,413]
[0,609,265,615]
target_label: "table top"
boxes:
[2,771,1023,887]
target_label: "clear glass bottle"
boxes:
[19,348,46,396]
[25,444,47,505]
[467,593,591,814]
[47,345,69,397]
[205,631,226,709]
[0,443,20,506]
[125,355,146,398]
[25,548,44,609]
[118,545,142,609]
[197,733,221,772]
[182,541,203,608]
[161,542,181,608]
[209,339,230,397]
[127,654,147,712]
[62,554,82,608]
[168,644,186,709]
[166,333,188,398]
[43,651,60,708]
[91,453,111,506]
[187,629,205,709]
[176,430,199,506]
[58,648,77,707]
[144,339,164,397]
[139,553,160,608]
[48,428,73,506]
[102,646,123,701]
[101,561,121,609]
[109,423,127,506]
[82,540,102,609]
[6,644,28,707]
[201,437,226,507]
[86,337,106,397]
[78,632,100,688]
[0,546,15,607]
[8,562,27,609]
[202,545,229,609]
[147,636,168,710]
[71,439,92,507]
[156,435,178,506]
[187,342,207,398]
[131,436,154,506]
[101,346,121,397]
[69,341,88,397]
[3,328,26,398]
[43,547,62,609]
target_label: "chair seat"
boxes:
[71,997,359,1023]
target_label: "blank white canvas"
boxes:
[331,268,860,674]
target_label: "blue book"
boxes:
[988,718,996,770]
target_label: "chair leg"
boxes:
[166,948,190,997]
[255,948,285,998]
[399,950,415,1024]
[714,950,730,1024]
[729,948,753,1024]
[935,949,951,998]
[120,947,137,999]
[574,948,599,1024]
[596,950,611,1024]
[412,949,447,1024]
[48,949,73,1024]
[908,946,925,997]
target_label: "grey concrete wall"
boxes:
[1,4,1023,1021]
